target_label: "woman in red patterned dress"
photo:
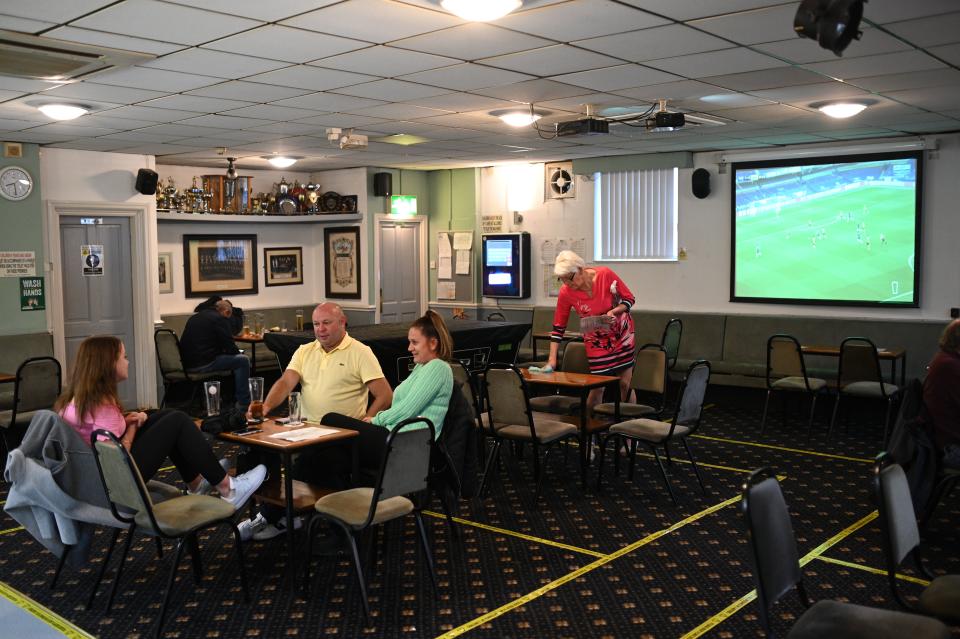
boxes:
[547,250,636,411]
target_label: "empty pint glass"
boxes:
[204,381,221,417]
[288,391,302,425]
[249,377,265,419]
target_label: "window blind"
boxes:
[594,168,678,261]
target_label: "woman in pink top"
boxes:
[55,335,266,508]
[547,250,636,411]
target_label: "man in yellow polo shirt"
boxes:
[239,302,392,541]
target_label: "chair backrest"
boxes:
[766,334,809,387]
[91,429,158,531]
[630,343,667,395]
[837,336,885,390]
[368,418,435,522]
[741,468,804,635]
[873,453,921,568]
[154,328,185,378]
[483,364,532,436]
[560,341,589,374]
[661,318,683,369]
[13,356,62,415]
[673,360,711,432]
[451,361,481,426]
[487,312,506,322]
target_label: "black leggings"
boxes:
[130,409,227,486]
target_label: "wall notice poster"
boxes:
[481,215,503,233]
[81,244,104,276]
[20,276,44,310]
[0,250,36,277]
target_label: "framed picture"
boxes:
[264,246,303,287]
[183,234,258,297]
[158,252,173,294]
[324,226,361,299]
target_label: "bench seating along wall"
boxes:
[0,333,55,408]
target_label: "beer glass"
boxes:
[288,391,302,425]
[249,377,265,420]
[204,381,221,416]
[295,309,304,332]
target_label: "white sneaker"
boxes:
[224,464,267,510]
[253,516,303,541]
[237,513,268,542]
[188,458,232,496]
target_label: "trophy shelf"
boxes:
[157,211,362,224]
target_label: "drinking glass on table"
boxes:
[203,381,221,417]
[288,391,302,425]
[295,309,304,331]
[249,377,265,420]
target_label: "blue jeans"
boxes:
[189,353,250,407]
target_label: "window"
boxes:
[594,168,678,261]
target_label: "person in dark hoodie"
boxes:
[179,298,250,411]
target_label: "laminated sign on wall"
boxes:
[0,250,36,277]
[20,276,44,311]
[81,244,104,276]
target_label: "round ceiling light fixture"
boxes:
[263,155,298,168]
[441,0,522,22]
[491,107,546,127]
[811,99,874,119]
[37,103,89,120]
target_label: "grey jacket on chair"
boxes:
[3,410,122,565]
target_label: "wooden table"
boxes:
[530,331,582,361]
[218,419,358,572]
[801,344,906,386]
[520,369,619,488]
[234,332,265,375]
[0,372,14,384]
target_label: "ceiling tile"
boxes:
[47,139,141,152]
[0,14,56,33]
[94,105,199,122]
[652,47,787,78]
[137,94,255,113]
[749,82,872,105]
[398,63,534,91]
[245,66,377,91]
[703,67,826,91]
[616,0,794,21]
[0,0,115,22]
[0,90,26,103]
[44,26,186,56]
[312,46,460,77]
[391,24,552,60]
[346,103,451,120]
[186,81,312,102]
[538,93,641,114]
[88,66,222,92]
[710,102,817,122]
[333,79,449,101]
[473,79,592,103]
[402,93,518,112]
[176,114,274,130]
[493,0,668,41]
[752,27,912,64]
[142,49,290,79]
[21,123,118,137]
[292,113,389,128]
[851,68,960,93]
[883,86,960,111]
[220,104,327,120]
[40,82,167,104]
[862,0,959,24]
[688,4,800,45]
[803,50,946,81]
[164,0,340,22]
[282,0,462,44]
[0,77,65,93]
[574,24,733,63]
[204,25,368,64]
[479,45,622,76]
[558,64,681,92]
[71,0,261,46]
[883,12,960,48]
[270,92,385,112]
[927,43,960,67]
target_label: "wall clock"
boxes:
[0,165,33,201]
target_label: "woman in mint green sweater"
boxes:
[321,310,454,476]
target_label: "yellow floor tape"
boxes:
[435,494,742,638]
[0,580,96,639]
[0,526,23,536]
[691,433,873,464]
[679,510,878,638]
[814,555,931,586]
[422,511,606,558]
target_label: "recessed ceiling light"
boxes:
[441,0,521,21]
[263,155,298,168]
[38,103,89,120]
[812,100,873,119]
[491,108,546,127]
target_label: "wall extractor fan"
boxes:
[545,162,575,199]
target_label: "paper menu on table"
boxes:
[269,426,339,442]
[453,232,473,250]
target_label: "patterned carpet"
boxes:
[1,385,957,638]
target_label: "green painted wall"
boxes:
[0,143,46,335]
[427,169,478,301]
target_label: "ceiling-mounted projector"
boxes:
[326,127,368,150]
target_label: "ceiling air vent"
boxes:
[0,30,154,81]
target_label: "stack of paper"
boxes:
[269,426,339,442]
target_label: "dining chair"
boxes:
[0,356,61,454]
[528,341,589,415]
[596,360,710,504]
[154,328,231,410]
[742,467,949,639]
[480,363,578,502]
[760,334,828,440]
[660,318,683,371]
[593,343,667,419]
[829,336,899,442]
[90,429,248,639]
[873,453,960,623]
[303,417,438,620]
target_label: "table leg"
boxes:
[532,336,539,361]
[282,451,295,570]
[579,388,589,489]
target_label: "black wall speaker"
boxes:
[373,172,392,197]
[135,168,159,195]
[692,168,711,199]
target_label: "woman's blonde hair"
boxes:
[554,250,585,277]
[55,335,122,419]
[411,310,453,361]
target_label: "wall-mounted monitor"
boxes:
[390,194,417,216]
[730,150,922,307]
[482,232,531,298]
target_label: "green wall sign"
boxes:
[20,276,44,311]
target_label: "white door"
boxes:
[379,219,422,324]
[59,216,137,406]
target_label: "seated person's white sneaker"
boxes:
[253,516,302,541]
[224,464,267,510]
[188,458,232,496]
[236,513,268,542]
